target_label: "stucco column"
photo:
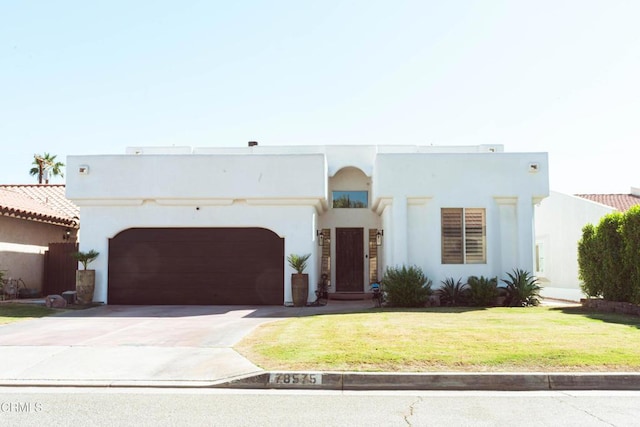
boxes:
[517,196,535,272]
[77,211,109,304]
[283,208,318,305]
[494,197,518,275]
[390,195,408,267]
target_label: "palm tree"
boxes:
[30,153,65,184]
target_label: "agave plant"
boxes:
[501,269,542,307]
[437,277,469,306]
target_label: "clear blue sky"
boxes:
[2,1,638,194]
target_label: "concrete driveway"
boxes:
[0,301,370,386]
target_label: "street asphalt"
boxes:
[0,299,638,390]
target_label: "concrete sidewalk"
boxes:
[1,300,638,390]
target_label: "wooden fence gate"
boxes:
[43,242,78,296]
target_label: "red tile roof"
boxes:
[575,193,640,212]
[0,185,79,227]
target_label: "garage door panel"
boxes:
[110,255,283,274]
[108,228,284,305]
[110,239,278,256]
[109,272,281,305]
[112,228,278,242]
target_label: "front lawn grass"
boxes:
[235,306,640,372]
[0,303,60,325]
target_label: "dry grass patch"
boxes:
[235,307,640,372]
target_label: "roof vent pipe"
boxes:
[248,141,258,147]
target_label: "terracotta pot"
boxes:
[76,270,96,304]
[291,274,309,307]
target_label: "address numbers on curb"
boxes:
[269,373,322,385]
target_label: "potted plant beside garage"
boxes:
[72,249,99,304]
[287,253,311,307]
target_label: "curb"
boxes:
[2,372,640,391]
[218,371,640,391]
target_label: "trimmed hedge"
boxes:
[578,223,603,298]
[578,206,640,303]
[622,205,640,304]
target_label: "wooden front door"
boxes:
[335,228,364,292]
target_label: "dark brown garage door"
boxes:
[108,228,284,305]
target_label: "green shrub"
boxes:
[437,277,469,306]
[381,265,432,307]
[467,275,498,307]
[578,223,604,297]
[597,213,629,301]
[579,207,640,304]
[501,269,542,307]
[622,205,640,304]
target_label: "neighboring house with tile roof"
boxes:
[534,187,640,301]
[0,185,79,297]
[574,193,640,212]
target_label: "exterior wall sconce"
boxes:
[316,230,324,247]
[63,228,71,240]
[376,229,383,246]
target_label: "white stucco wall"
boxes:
[67,145,549,304]
[68,153,327,304]
[372,152,548,285]
[534,191,614,301]
[67,154,327,202]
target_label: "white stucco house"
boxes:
[65,144,548,305]
[535,188,640,302]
